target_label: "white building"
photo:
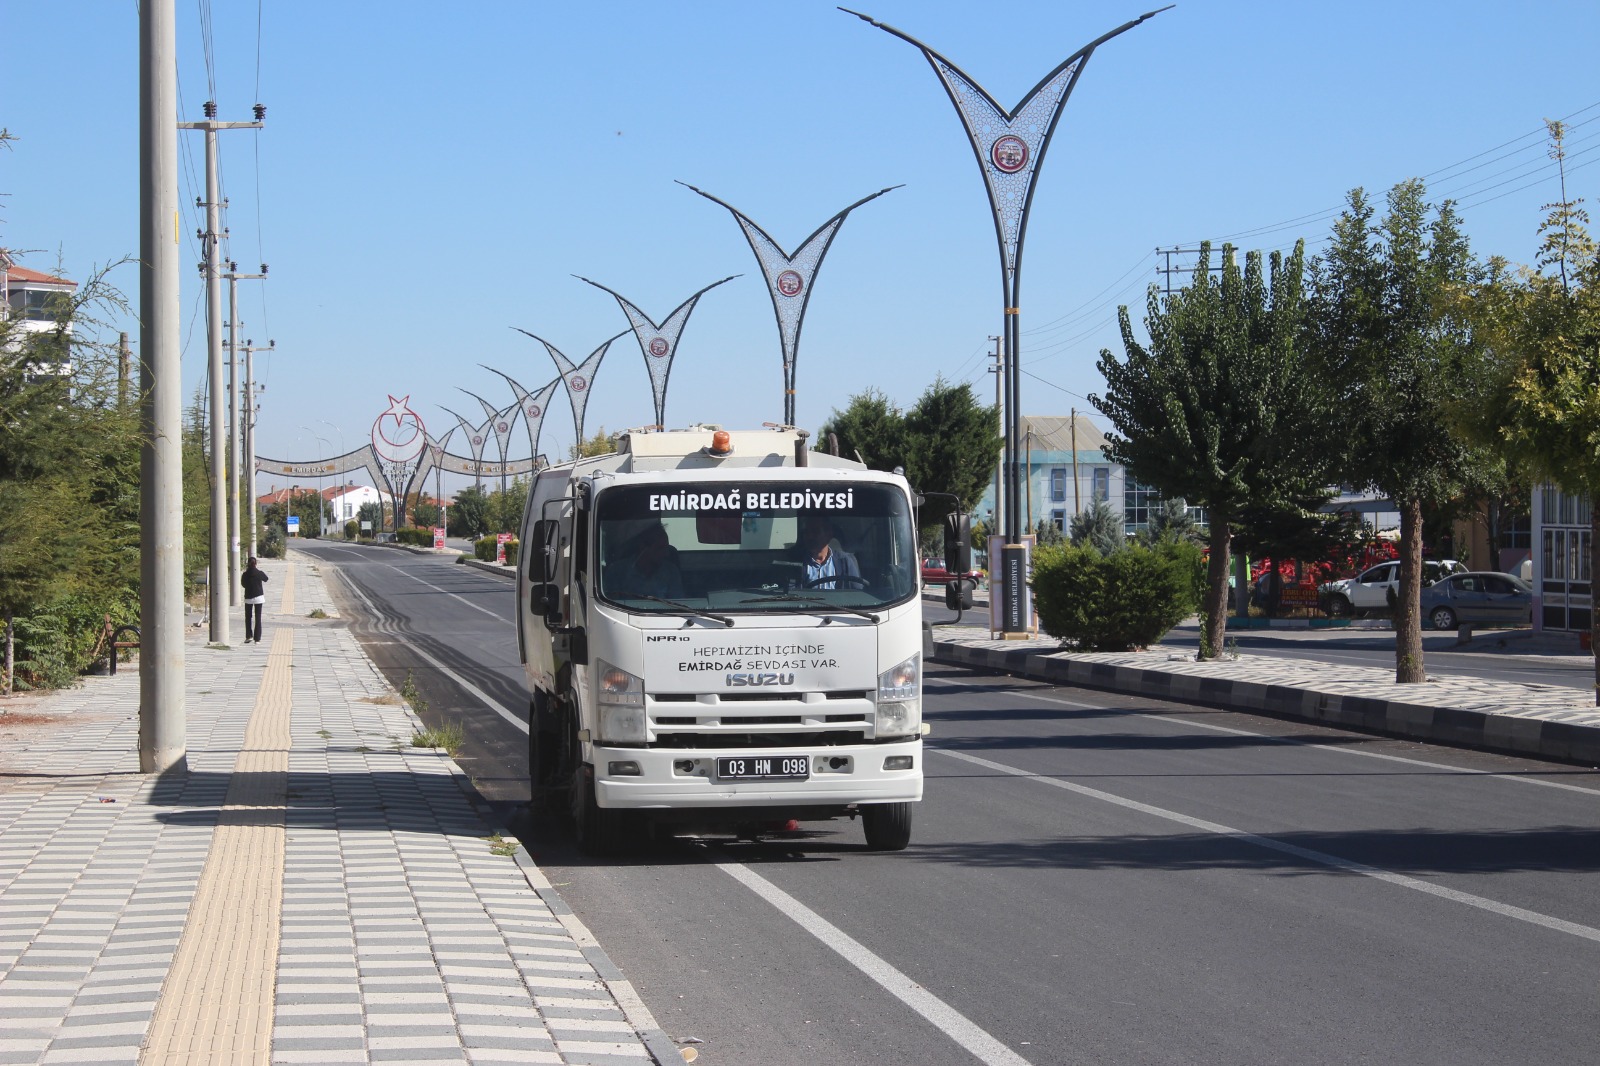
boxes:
[975,413,1204,537]
[2,256,77,375]
[325,484,382,523]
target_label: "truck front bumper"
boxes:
[591,739,923,810]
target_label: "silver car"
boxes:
[1417,571,1533,630]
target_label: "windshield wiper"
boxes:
[744,594,880,623]
[635,595,735,628]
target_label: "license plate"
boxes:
[716,755,810,781]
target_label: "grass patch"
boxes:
[355,745,372,753]
[486,833,519,857]
[307,608,329,619]
[361,693,401,705]
[411,719,465,757]
[316,728,332,739]
[399,671,428,714]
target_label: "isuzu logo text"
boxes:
[725,672,795,687]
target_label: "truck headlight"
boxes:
[875,654,920,738]
[595,660,647,743]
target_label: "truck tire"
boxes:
[862,802,912,851]
[572,764,631,856]
[528,690,566,812]
[1326,593,1352,618]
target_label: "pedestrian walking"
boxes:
[241,556,268,643]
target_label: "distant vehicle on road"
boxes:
[1418,572,1533,630]
[1320,558,1463,617]
[921,557,982,586]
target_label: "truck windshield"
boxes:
[595,482,918,612]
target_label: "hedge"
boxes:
[1032,541,1201,651]
[395,526,434,547]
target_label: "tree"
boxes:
[0,258,141,691]
[820,380,998,536]
[449,485,491,539]
[356,501,383,534]
[1069,497,1123,555]
[1459,121,1600,700]
[569,425,618,460]
[1307,182,1486,682]
[1138,497,1203,547]
[1094,240,1336,660]
[816,389,905,470]
[900,378,998,532]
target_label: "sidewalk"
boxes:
[926,610,1600,765]
[0,554,676,1066]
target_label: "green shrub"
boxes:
[8,589,139,690]
[344,520,358,540]
[395,527,433,547]
[503,539,520,566]
[474,535,498,562]
[1032,542,1194,651]
[258,525,286,559]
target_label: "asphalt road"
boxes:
[297,544,1600,1065]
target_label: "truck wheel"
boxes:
[862,803,912,851]
[572,764,631,856]
[528,692,566,812]
[1326,594,1352,618]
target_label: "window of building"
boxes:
[1092,467,1110,502]
[1124,479,1159,536]
[1050,467,1067,503]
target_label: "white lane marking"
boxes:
[716,861,1035,1066]
[387,564,513,622]
[932,746,1600,945]
[926,676,1600,798]
[306,542,514,624]
[331,568,529,735]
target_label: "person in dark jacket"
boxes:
[241,557,268,643]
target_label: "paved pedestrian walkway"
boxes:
[0,555,673,1066]
[927,618,1600,765]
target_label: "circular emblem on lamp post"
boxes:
[569,375,588,392]
[776,270,804,298]
[496,421,509,434]
[991,134,1029,174]
[472,435,483,447]
[648,337,670,358]
[525,403,542,418]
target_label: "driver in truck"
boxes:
[792,513,860,589]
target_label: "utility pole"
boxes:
[223,263,267,603]
[140,0,185,774]
[1155,245,1226,299]
[180,100,263,646]
[1070,406,1080,515]
[988,335,1003,538]
[236,338,274,559]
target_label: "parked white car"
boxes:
[1320,558,1464,617]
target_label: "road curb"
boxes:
[928,637,1600,767]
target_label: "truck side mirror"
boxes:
[532,582,561,620]
[944,578,973,612]
[530,519,560,584]
[943,511,972,574]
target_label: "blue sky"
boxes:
[5,1,1598,490]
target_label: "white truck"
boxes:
[517,425,934,854]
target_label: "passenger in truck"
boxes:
[611,520,684,599]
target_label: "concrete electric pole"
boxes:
[224,263,267,605]
[139,0,185,774]
[180,101,262,645]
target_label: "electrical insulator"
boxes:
[253,103,266,121]
[203,100,217,119]
[260,264,269,274]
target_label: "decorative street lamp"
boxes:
[513,328,628,451]
[575,275,737,431]
[677,182,900,427]
[845,5,1172,635]
[482,367,560,470]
